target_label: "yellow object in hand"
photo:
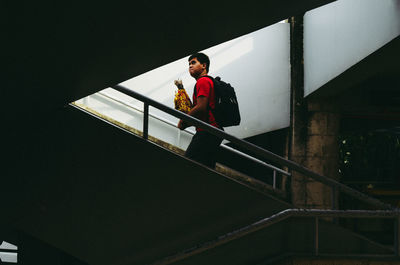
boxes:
[174,79,192,114]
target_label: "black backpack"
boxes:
[195,76,241,127]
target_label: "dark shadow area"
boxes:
[5,105,289,265]
[1,228,88,265]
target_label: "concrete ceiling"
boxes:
[4,1,335,122]
[308,35,400,108]
[307,35,400,133]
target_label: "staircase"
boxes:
[11,104,291,265]
[8,86,398,265]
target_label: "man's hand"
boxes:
[177,119,188,130]
[194,96,208,114]
[177,96,208,130]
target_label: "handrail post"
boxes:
[331,186,338,224]
[143,102,149,140]
[315,217,319,256]
[331,186,337,210]
[395,216,400,256]
[273,170,277,189]
[177,129,181,146]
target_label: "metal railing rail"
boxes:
[98,91,197,134]
[112,84,394,210]
[97,90,291,183]
[152,208,400,265]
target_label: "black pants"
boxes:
[185,131,223,168]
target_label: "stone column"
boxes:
[289,15,308,208]
[305,99,341,208]
[289,15,341,209]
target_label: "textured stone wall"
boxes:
[306,99,340,208]
[290,98,341,209]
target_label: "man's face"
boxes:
[189,58,206,78]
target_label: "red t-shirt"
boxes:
[193,76,219,131]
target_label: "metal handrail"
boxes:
[152,208,400,264]
[98,90,291,178]
[112,84,394,210]
[219,208,400,249]
[98,91,197,134]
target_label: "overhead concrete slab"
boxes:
[3,1,335,120]
[307,35,400,101]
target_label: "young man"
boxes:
[177,52,223,168]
